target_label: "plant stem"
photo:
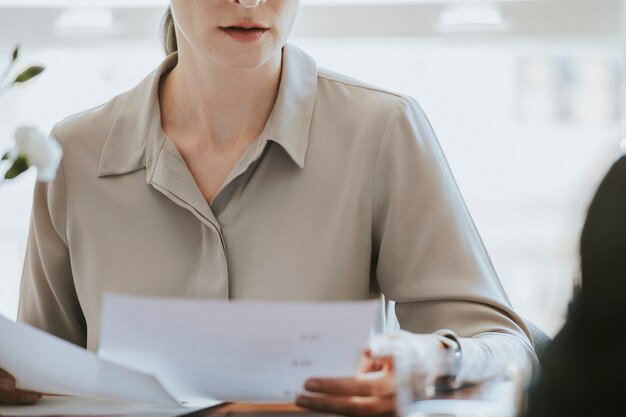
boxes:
[0,61,14,88]
[0,83,11,98]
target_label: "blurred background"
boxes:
[0,0,624,336]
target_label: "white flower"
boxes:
[11,126,63,182]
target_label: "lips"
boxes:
[220,21,269,42]
[221,21,269,30]
[224,27,267,31]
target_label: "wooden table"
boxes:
[0,379,518,417]
[186,379,520,417]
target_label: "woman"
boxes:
[1,0,536,415]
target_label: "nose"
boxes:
[229,0,267,8]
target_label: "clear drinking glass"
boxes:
[395,358,529,417]
[393,346,437,417]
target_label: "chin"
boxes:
[214,49,276,71]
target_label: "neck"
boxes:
[159,45,283,151]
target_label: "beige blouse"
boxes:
[18,42,536,383]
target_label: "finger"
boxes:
[0,369,16,391]
[358,351,374,373]
[369,357,393,373]
[360,349,395,373]
[304,373,394,397]
[296,393,396,417]
[0,388,42,405]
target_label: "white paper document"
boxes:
[99,295,379,402]
[0,315,180,407]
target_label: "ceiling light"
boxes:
[438,4,508,33]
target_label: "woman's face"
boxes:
[170,0,301,70]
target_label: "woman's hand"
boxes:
[296,352,396,417]
[0,369,42,405]
[295,331,446,417]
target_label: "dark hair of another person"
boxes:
[526,155,626,417]
[162,7,178,55]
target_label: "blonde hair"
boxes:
[161,7,178,55]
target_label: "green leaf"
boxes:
[12,45,19,62]
[4,156,29,180]
[13,65,45,84]
[1,152,10,161]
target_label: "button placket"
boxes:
[149,146,230,299]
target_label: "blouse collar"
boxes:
[97,42,318,178]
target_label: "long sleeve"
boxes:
[372,97,537,384]
[17,126,87,348]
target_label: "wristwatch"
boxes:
[433,329,463,391]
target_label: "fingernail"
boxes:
[304,379,320,391]
[296,396,311,407]
[0,378,13,390]
[20,393,41,404]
